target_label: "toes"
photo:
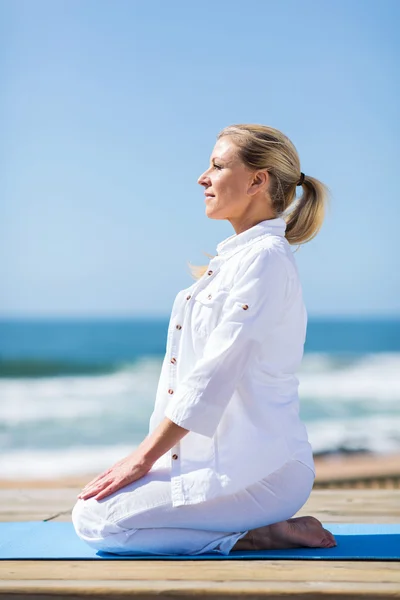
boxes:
[322,534,337,548]
[284,516,338,549]
[323,528,337,546]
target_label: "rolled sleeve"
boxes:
[164,247,291,438]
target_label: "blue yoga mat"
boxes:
[0,522,399,560]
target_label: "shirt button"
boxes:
[176,324,182,330]
[207,294,212,300]
[207,270,213,275]
[242,304,249,310]
[172,453,178,460]
[186,295,191,300]
[170,357,177,364]
[168,389,174,394]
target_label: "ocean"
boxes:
[1,317,399,480]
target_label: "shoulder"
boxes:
[233,236,295,284]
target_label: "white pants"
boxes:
[72,459,314,556]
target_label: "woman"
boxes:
[72,124,336,555]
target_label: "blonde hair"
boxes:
[187,123,330,280]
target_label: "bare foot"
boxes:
[233,516,337,551]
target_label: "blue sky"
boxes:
[1,0,399,318]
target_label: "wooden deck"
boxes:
[0,485,399,599]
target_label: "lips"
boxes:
[205,193,215,197]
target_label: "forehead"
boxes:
[210,137,238,162]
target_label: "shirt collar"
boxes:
[215,216,287,258]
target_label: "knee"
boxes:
[71,498,115,542]
[71,498,141,554]
[72,499,96,540]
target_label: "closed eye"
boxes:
[213,163,222,170]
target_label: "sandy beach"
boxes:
[1,451,399,490]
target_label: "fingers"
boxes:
[88,469,113,486]
[79,477,125,501]
[78,478,109,499]
[78,471,129,500]
[77,457,145,502]
[93,484,119,501]
[77,485,100,500]
[78,470,112,497]
[78,456,131,496]
[78,480,110,500]
[81,475,105,491]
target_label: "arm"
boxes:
[164,247,291,438]
[137,417,190,466]
[77,416,190,500]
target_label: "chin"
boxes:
[205,212,225,221]
[205,206,223,219]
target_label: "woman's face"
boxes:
[197,137,255,221]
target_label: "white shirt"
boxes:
[148,216,315,507]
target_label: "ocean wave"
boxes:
[308,415,400,455]
[0,444,137,480]
[1,353,399,423]
[0,357,125,378]
[0,357,162,425]
[1,352,400,472]
[1,418,400,480]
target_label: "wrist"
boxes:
[136,418,189,467]
[132,443,157,470]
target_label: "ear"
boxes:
[247,169,269,196]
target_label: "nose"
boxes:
[197,169,209,187]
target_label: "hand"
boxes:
[77,450,154,501]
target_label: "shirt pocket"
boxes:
[191,287,230,337]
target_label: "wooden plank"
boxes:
[296,490,400,524]
[1,579,400,599]
[1,559,400,582]
[1,489,399,524]
[0,489,76,522]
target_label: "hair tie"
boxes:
[297,172,305,186]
